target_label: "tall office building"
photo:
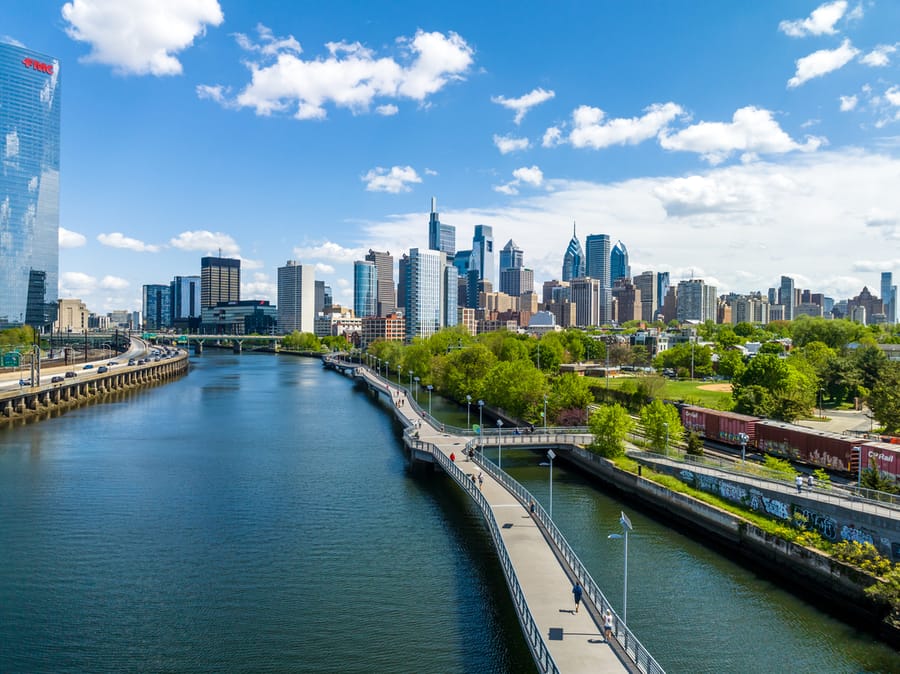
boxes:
[779,275,795,321]
[585,233,610,282]
[571,277,601,327]
[562,224,586,281]
[0,43,61,330]
[143,284,171,330]
[881,272,895,323]
[634,271,658,322]
[353,260,377,318]
[314,280,326,315]
[405,248,446,341]
[171,275,201,328]
[472,224,495,286]
[499,239,524,272]
[201,256,241,308]
[610,240,630,282]
[427,197,455,257]
[657,272,670,312]
[365,249,396,317]
[499,239,532,297]
[676,279,717,323]
[397,254,410,314]
[278,260,315,334]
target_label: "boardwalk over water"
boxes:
[326,357,663,674]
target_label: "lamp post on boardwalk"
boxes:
[414,376,420,402]
[478,400,484,455]
[397,364,401,385]
[547,449,556,519]
[426,384,433,417]
[543,394,548,430]
[663,422,669,458]
[408,370,413,393]
[466,395,472,429]
[607,511,633,626]
[385,361,389,380]
[496,418,504,469]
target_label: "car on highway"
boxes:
[65,371,77,378]
[18,378,31,386]
[127,359,135,366]
[97,366,109,373]
[83,364,93,370]
[51,375,64,383]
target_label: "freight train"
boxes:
[680,405,900,482]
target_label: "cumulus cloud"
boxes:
[1,35,26,48]
[169,230,240,256]
[861,44,897,67]
[566,102,685,149]
[362,165,422,193]
[100,275,129,290]
[494,165,544,195]
[659,106,825,164]
[788,39,859,88]
[242,272,276,301]
[491,87,555,124]
[886,86,900,107]
[864,208,900,239]
[97,232,161,252]
[202,25,473,120]
[493,133,530,154]
[293,241,367,262]
[779,1,847,37]
[542,126,563,148]
[61,0,224,76]
[59,227,86,248]
[60,271,98,295]
[853,258,900,272]
[839,94,858,111]
[314,262,335,274]
[196,84,229,103]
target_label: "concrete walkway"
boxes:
[368,374,634,673]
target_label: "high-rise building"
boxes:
[657,272,670,312]
[610,240,630,282]
[0,43,61,331]
[405,248,447,341]
[277,260,315,334]
[499,239,524,272]
[353,260,377,318]
[397,254,410,314]
[779,275,795,321]
[171,276,201,321]
[676,279,717,323]
[611,278,641,323]
[585,233,610,282]
[499,268,534,298]
[633,271,658,322]
[427,197,455,257]
[143,284,171,330]
[571,277,601,327]
[472,224,495,286]
[881,272,895,323]
[201,256,240,308]
[365,249,396,317]
[314,280,326,315]
[562,224,586,281]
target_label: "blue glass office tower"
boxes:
[610,240,630,282]
[428,197,455,257]
[562,224,585,281]
[0,43,61,330]
[353,260,377,318]
[472,224,494,286]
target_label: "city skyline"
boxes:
[4,1,900,315]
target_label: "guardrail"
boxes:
[404,429,560,674]
[476,449,665,674]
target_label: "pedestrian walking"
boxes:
[572,582,583,613]
[478,472,483,490]
[529,500,536,515]
[807,474,815,490]
[450,452,456,462]
[796,475,803,493]
[604,610,613,641]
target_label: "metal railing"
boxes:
[476,445,665,674]
[404,429,560,674]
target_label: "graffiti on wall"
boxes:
[794,504,838,541]
[749,488,792,520]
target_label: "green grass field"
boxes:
[597,375,735,410]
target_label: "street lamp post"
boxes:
[543,394,548,430]
[547,449,556,519]
[496,419,504,469]
[408,370,413,393]
[478,400,484,455]
[385,361,389,380]
[607,511,633,625]
[397,364,401,384]
[466,395,472,429]
[663,422,669,458]
[426,384,433,417]
[853,446,862,488]
[414,376,420,402]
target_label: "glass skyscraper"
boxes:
[0,43,61,330]
[353,260,377,319]
[428,197,455,257]
[562,224,586,281]
[610,240,630,282]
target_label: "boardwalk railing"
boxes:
[476,448,665,674]
[404,429,560,674]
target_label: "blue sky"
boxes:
[4,0,900,313]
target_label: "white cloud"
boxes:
[61,0,224,76]
[542,126,563,148]
[314,262,335,274]
[491,87,555,124]
[788,39,859,88]
[659,106,825,164]
[1,35,26,48]
[493,134,530,154]
[853,258,900,272]
[60,271,98,295]
[494,165,544,195]
[59,226,86,248]
[241,272,276,301]
[100,275,129,290]
[169,230,240,256]
[362,165,422,193]
[204,25,473,120]
[196,84,228,103]
[860,44,897,67]
[839,94,858,111]
[493,182,519,196]
[424,168,438,176]
[567,102,685,149]
[779,1,847,37]
[293,241,367,263]
[886,86,900,107]
[375,104,399,116]
[97,232,161,252]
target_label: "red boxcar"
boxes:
[755,420,860,472]
[860,442,900,482]
[681,406,757,447]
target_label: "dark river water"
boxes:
[1,352,898,673]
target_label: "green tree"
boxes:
[685,430,704,455]
[589,404,634,457]
[869,362,900,434]
[482,359,548,421]
[282,331,321,351]
[532,332,565,372]
[854,344,889,392]
[652,342,713,378]
[791,316,864,350]
[733,353,814,421]
[549,373,594,423]
[639,399,683,454]
[437,342,497,403]
[758,341,786,355]
[716,349,745,380]
[733,322,755,338]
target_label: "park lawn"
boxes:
[598,375,735,410]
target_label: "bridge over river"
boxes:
[325,356,663,674]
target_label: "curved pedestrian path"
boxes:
[337,360,662,674]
